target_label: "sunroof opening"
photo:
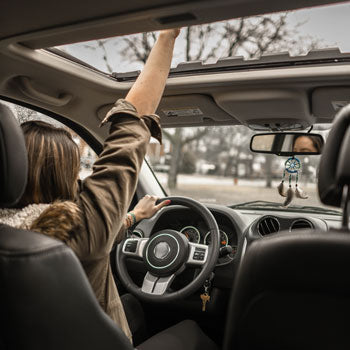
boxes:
[55,1,350,74]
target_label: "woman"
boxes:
[0,28,179,342]
[292,135,323,153]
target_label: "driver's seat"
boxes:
[0,104,133,349]
[223,105,350,350]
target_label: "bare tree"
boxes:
[122,32,157,64]
[163,128,208,189]
[81,39,115,73]
[199,125,254,179]
[121,15,311,64]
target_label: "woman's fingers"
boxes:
[155,199,171,211]
[133,196,171,221]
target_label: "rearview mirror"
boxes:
[250,132,324,156]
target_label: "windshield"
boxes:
[146,125,341,214]
[56,2,350,74]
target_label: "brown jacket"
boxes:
[47,100,161,341]
[0,99,160,343]
[68,99,160,342]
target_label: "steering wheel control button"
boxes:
[193,247,206,261]
[123,238,139,255]
[143,230,189,277]
[123,239,138,253]
[193,248,206,260]
[154,242,171,260]
[187,243,209,265]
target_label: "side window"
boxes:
[2,101,97,179]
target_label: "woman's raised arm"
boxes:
[125,29,180,116]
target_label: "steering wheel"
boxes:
[116,196,220,302]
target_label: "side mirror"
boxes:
[250,132,324,156]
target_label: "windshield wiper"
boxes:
[230,201,341,215]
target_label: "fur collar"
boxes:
[0,203,50,230]
[0,201,82,242]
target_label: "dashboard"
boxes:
[118,201,343,329]
[126,203,342,288]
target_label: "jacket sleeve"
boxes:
[70,99,162,261]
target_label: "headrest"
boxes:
[318,104,350,207]
[0,103,28,208]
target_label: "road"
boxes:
[155,172,323,208]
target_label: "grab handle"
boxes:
[19,76,72,106]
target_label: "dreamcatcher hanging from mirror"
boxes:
[277,156,308,206]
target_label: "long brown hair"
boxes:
[18,121,80,207]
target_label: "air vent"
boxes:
[257,217,280,236]
[290,219,313,231]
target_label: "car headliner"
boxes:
[0,0,349,141]
[0,0,346,48]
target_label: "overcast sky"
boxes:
[287,1,350,51]
[61,1,350,73]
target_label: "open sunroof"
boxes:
[54,2,350,75]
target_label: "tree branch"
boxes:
[163,129,175,144]
[183,129,208,145]
[195,25,214,61]
[186,27,192,61]
[228,18,245,57]
[123,37,148,63]
[96,40,113,73]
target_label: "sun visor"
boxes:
[214,89,314,131]
[156,94,239,127]
[312,87,350,120]
[97,94,238,128]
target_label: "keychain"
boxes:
[277,156,308,207]
[200,279,211,312]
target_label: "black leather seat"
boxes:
[223,105,350,350]
[0,104,133,349]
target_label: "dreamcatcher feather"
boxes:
[277,157,308,207]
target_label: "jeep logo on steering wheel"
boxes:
[154,242,171,260]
